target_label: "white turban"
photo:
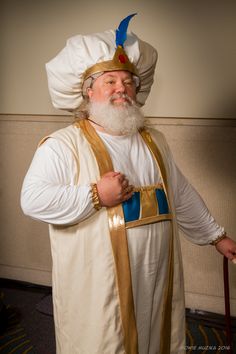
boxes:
[46,29,157,111]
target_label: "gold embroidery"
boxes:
[91,183,102,210]
[83,45,139,81]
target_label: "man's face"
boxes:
[87,70,137,106]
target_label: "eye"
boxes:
[124,80,134,86]
[105,80,116,85]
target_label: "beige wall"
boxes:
[1,0,236,117]
[1,0,236,316]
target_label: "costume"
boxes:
[21,121,224,354]
[21,14,225,354]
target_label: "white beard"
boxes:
[88,94,145,136]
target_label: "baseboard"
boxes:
[0,264,52,286]
[0,277,51,293]
[185,291,236,317]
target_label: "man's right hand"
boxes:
[96,171,134,207]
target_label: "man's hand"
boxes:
[215,236,236,263]
[96,171,134,207]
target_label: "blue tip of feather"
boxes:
[115,13,137,48]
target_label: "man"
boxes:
[21,15,236,354]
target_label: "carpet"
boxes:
[0,305,35,354]
[0,280,235,354]
[186,309,236,353]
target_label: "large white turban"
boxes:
[46,22,157,111]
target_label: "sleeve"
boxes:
[20,138,95,225]
[169,156,225,245]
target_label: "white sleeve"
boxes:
[21,138,95,225]
[170,159,225,245]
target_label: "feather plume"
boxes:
[115,13,137,47]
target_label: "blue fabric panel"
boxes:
[122,192,140,222]
[155,189,169,214]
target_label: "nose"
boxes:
[115,80,126,94]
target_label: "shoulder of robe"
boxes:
[38,124,82,148]
[144,125,170,152]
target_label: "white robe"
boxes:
[21,129,223,243]
[21,124,224,354]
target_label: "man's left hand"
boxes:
[215,236,236,263]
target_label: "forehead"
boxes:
[97,70,133,82]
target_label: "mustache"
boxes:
[109,93,134,105]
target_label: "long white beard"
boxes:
[88,94,145,136]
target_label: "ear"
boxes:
[87,87,93,99]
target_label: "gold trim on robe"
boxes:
[126,213,172,229]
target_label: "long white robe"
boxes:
[21,123,224,354]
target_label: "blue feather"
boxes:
[115,13,137,47]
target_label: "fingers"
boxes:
[228,250,236,262]
[112,174,134,202]
[121,185,134,201]
[122,178,128,187]
[111,173,131,194]
[103,171,121,178]
[123,191,134,201]
[223,249,236,263]
[102,172,127,185]
[117,173,127,184]
[97,171,134,207]
[215,237,236,263]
